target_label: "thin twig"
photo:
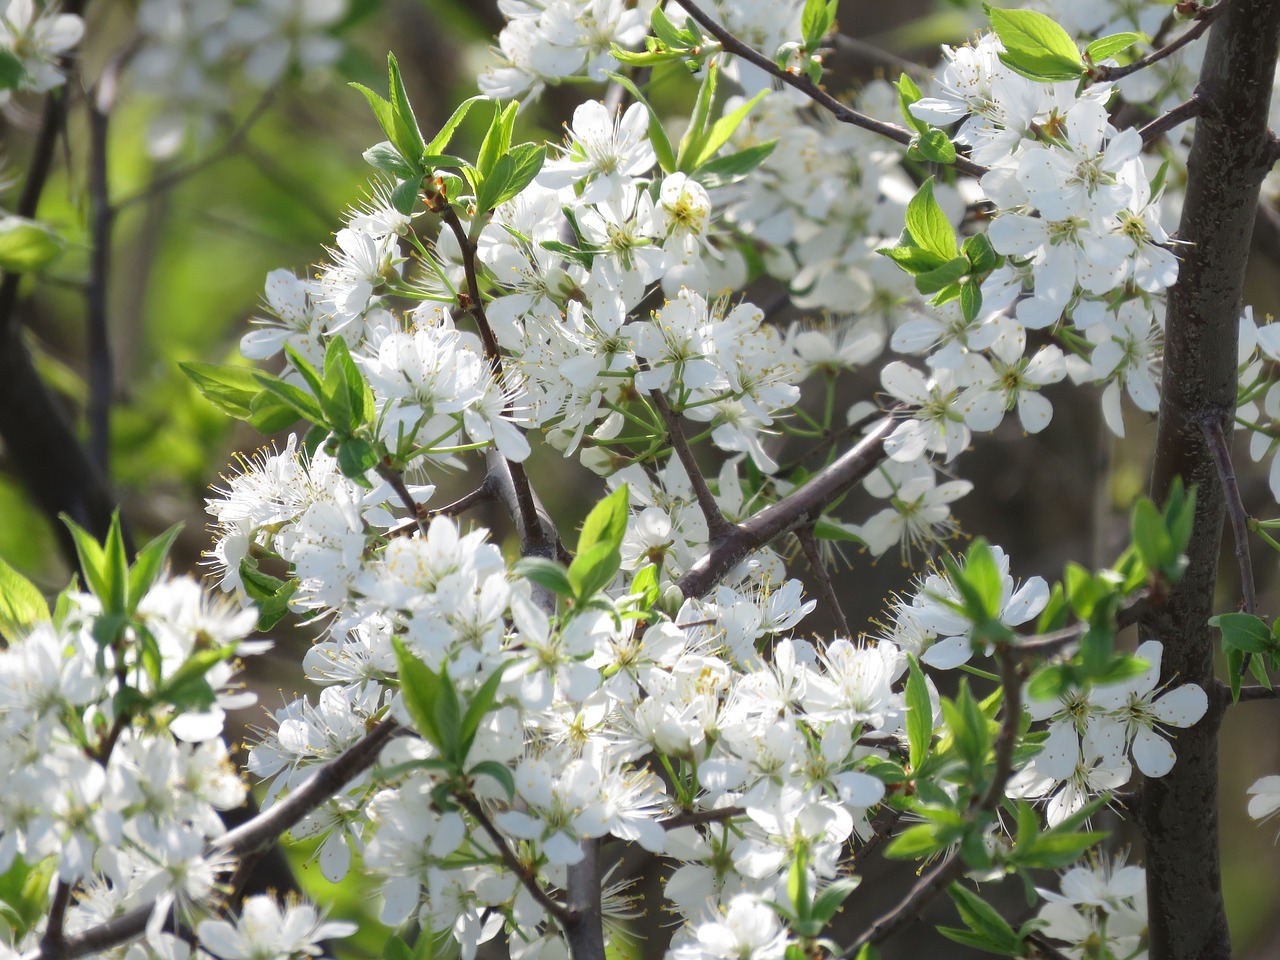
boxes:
[849,807,904,867]
[112,87,280,212]
[660,805,746,830]
[648,388,734,542]
[796,525,851,637]
[86,66,122,476]
[1139,94,1204,145]
[375,459,429,535]
[1024,929,1077,960]
[384,477,499,539]
[675,0,990,179]
[457,794,572,924]
[839,649,1024,957]
[1233,684,1278,702]
[676,416,895,599]
[437,206,550,559]
[1092,1,1230,82]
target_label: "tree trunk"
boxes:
[1142,2,1280,959]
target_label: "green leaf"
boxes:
[801,0,839,49]
[1027,663,1069,701]
[810,877,860,925]
[0,556,49,637]
[248,389,303,433]
[155,646,238,712]
[393,637,446,753]
[1131,496,1173,574]
[917,128,957,164]
[255,373,327,426]
[914,256,970,295]
[386,53,427,168]
[896,73,929,136]
[568,540,622,599]
[676,59,720,172]
[459,663,510,759]
[879,243,951,274]
[0,49,26,90]
[1210,612,1273,654]
[63,513,127,615]
[604,72,676,174]
[126,523,182,614]
[491,144,547,209]
[959,279,983,323]
[336,438,380,486]
[363,141,418,179]
[579,484,630,555]
[1016,829,1108,868]
[947,884,1018,953]
[468,759,516,798]
[905,655,932,771]
[692,89,769,170]
[884,822,948,859]
[238,557,298,630]
[321,336,375,435]
[514,557,575,597]
[0,217,63,272]
[985,7,1085,82]
[1085,31,1143,63]
[477,101,518,179]
[425,96,488,158]
[904,178,957,260]
[962,233,999,273]
[179,361,262,420]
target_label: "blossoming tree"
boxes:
[2,1,1280,960]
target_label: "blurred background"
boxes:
[2,0,1279,956]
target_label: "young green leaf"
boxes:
[904,178,958,260]
[0,556,50,637]
[905,655,933,771]
[578,484,630,555]
[1084,31,1144,63]
[985,6,1085,82]
[179,361,262,420]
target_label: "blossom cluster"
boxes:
[9,1,1280,960]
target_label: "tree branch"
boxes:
[796,525,851,638]
[1139,0,1280,955]
[675,416,894,599]
[1139,94,1204,145]
[674,0,990,179]
[1092,1,1230,82]
[648,388,734,542]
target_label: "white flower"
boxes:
[1089,640,1208,778]
[197,894,356,960]
[671,894,789,960]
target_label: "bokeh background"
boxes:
[3,0,1279,956]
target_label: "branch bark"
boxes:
[1140,0,1280,956]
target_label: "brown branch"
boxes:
[648,388,734,542]
[796,525,851,638]
[457,794,572,925]
[1092,1,1230,82]
[1139,0,1280,954]
[674,0,989,180]
[1139,94,1204,145]
[675,416,895,599]
[384,477,499,540]
[659,805,746,830]
[1231,683,1278,702]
